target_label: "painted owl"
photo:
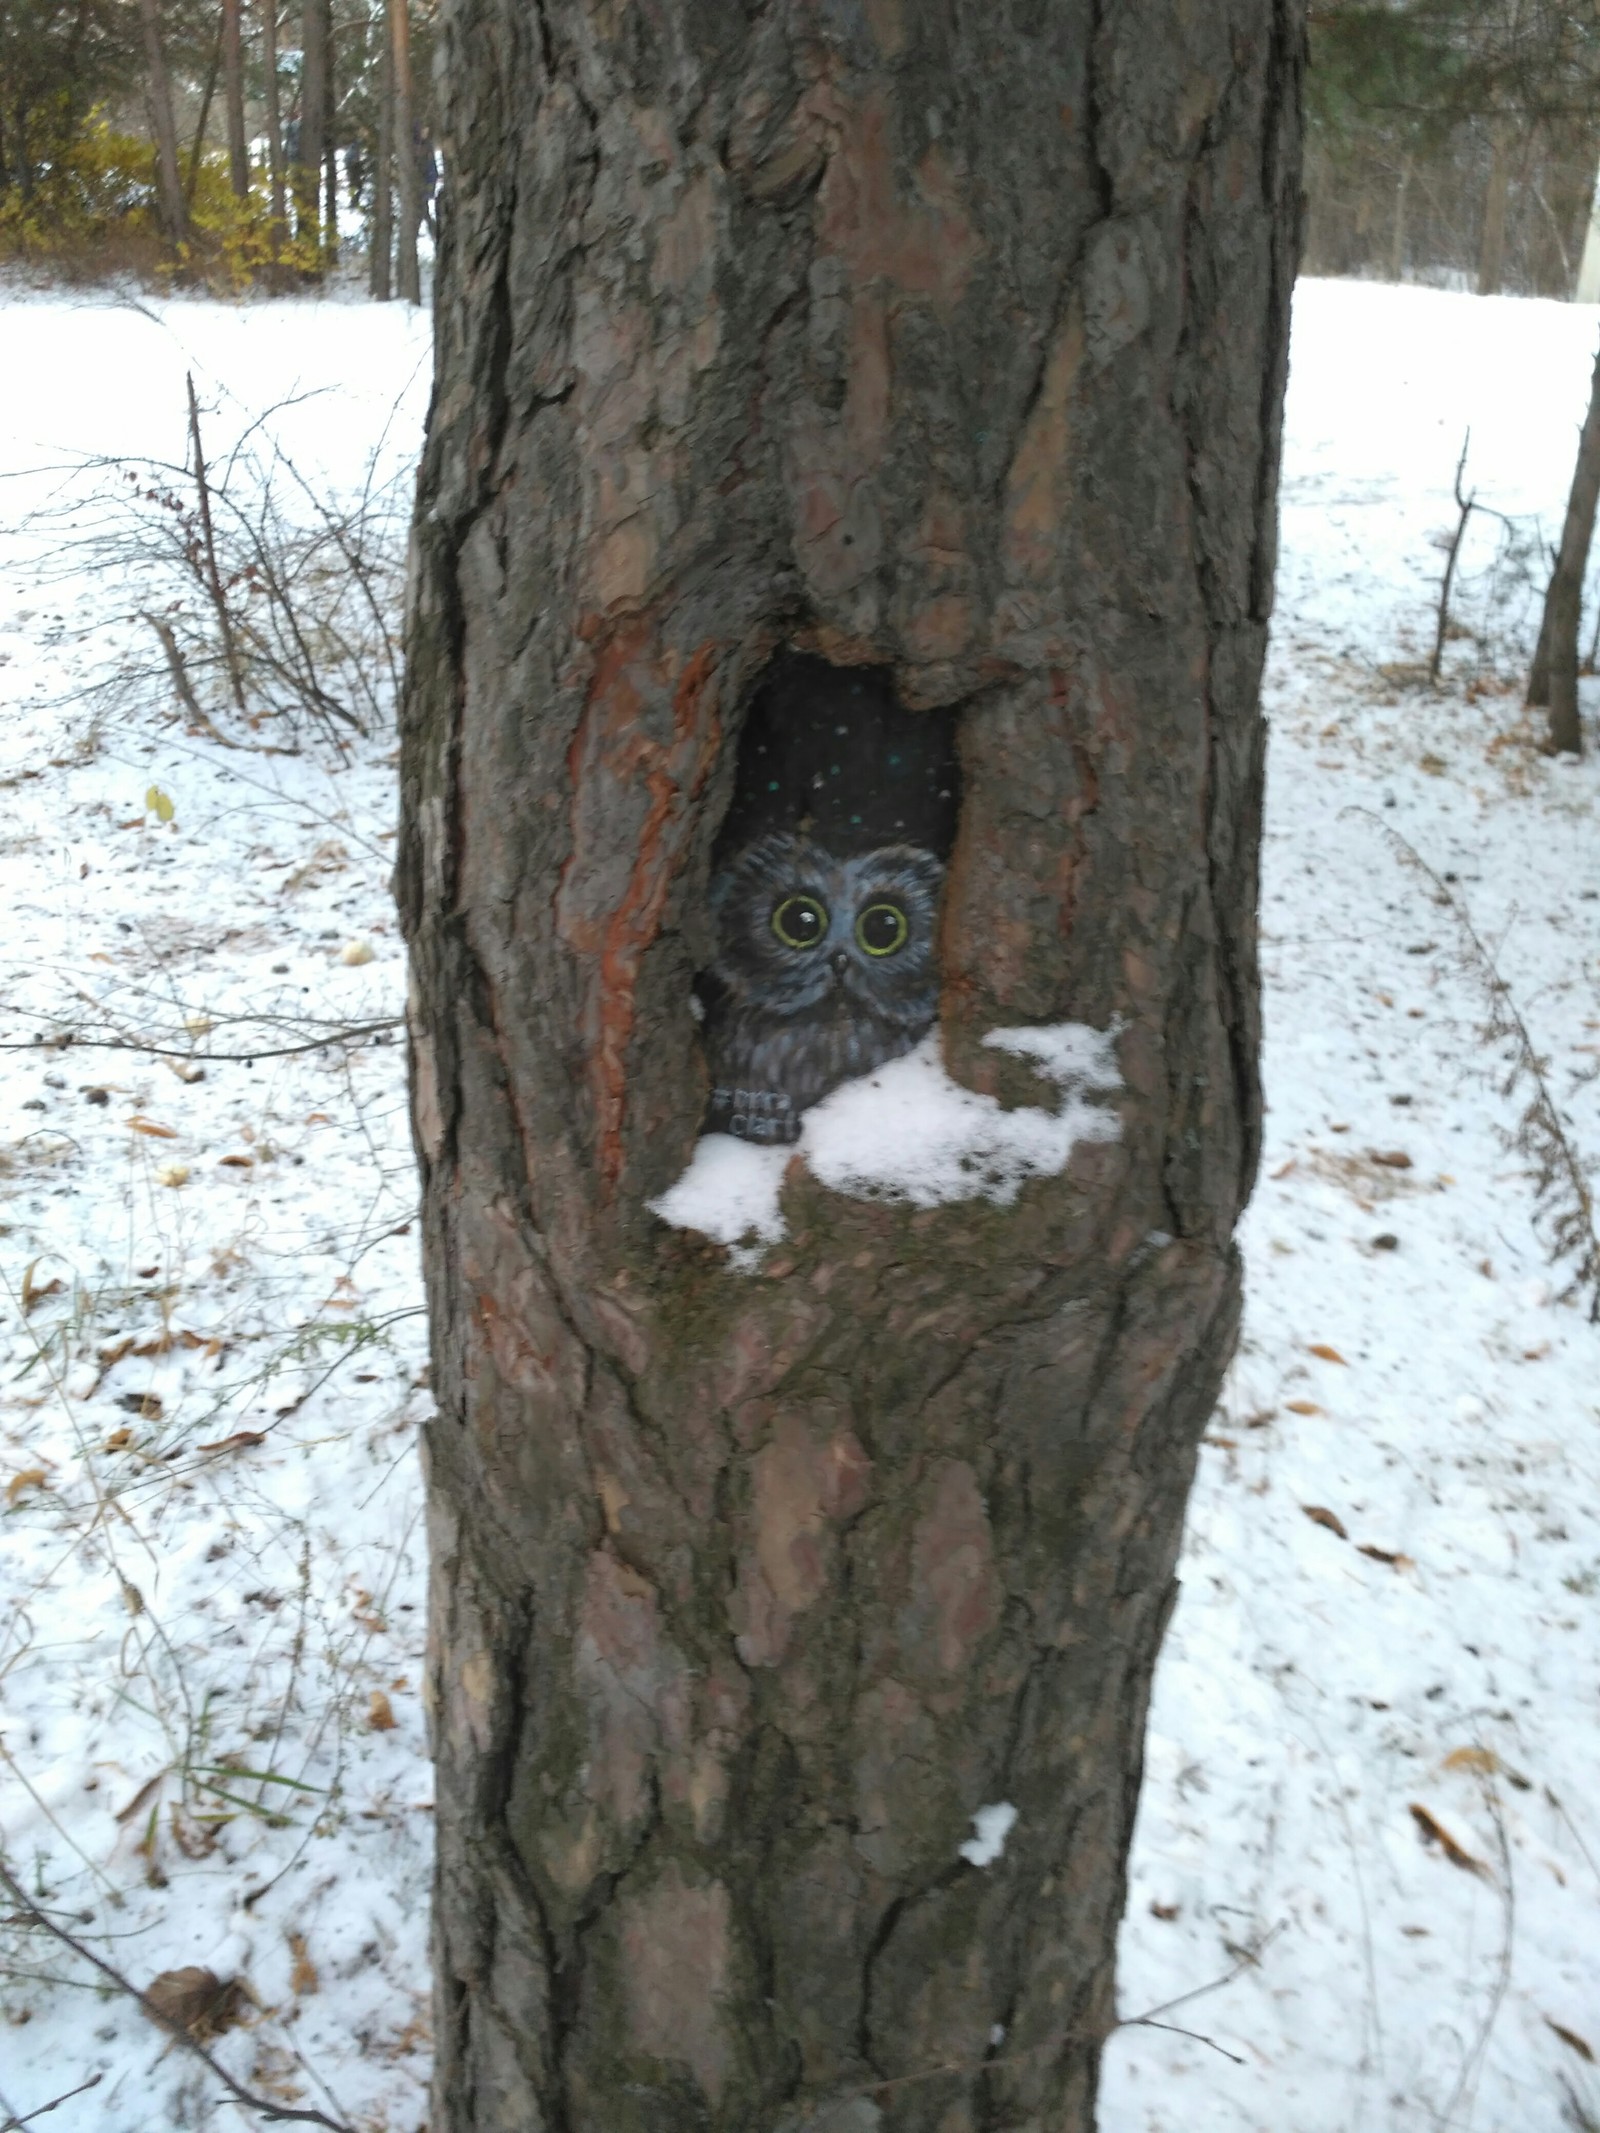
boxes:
[699,833,945,1145]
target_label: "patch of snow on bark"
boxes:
[648,1022,1120,1266]
[959,1801,1018,1868]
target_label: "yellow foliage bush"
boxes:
[0,117,329,289]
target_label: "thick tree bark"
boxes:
[399,6,1303,2131]
[390,0,419,303]
[1528,332,1600,757]
[137,0,188,249]
[223,0,249,199]
[296,0,329,249]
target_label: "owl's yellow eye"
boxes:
[772,894,828,950]
[856,902,908,956]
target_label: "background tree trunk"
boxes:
[262,0,286,234]
[184,24,222,207]
[137,0,188,249]
[389,0,418,302]
[223,0,249,198]
[400,6,1303,2131]
[368,12,393,301]
[1478,114,1512,295]
[1528,332,1600,756]
[296,0,328,251]
[1391,152,1411,281]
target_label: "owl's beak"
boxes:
[830,949,850,978]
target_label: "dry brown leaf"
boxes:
[1308,1343,1348,1364]
[1442,1746,1499,1775]
[195,1430,265,1454]
[1270,1157,1297,1180]
[1357,1543,1414,1569]
[287,1931,320,1996]
[1370,1149,1413,1170]
[218,1154,254,1169]
[1545,2018,1596,2064]
[6,1468,48,1505]
[115,1769,168,1825]
[104,1427,133,1452]
[1285,1398,1322,1416]
[1302,1504,1349,1539]
[21,1261,63,1313]
[126,1117,178,1139]
[141,1966,243,2039]
[1409,1803,1488,1876]
[367,1690,398,1732]
[116,1392,164,1420]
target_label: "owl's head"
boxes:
[707,833,944,1027]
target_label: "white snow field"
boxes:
[0,276,1596,2132]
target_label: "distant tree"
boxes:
[1528,335,1600,757]
[136,0,188,246]
[221,0,248,198]
[295,0,327,248]
[388,0,416,301]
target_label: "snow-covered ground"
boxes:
[0,277,1596,2132]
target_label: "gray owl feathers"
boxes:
[700,833,944,1144]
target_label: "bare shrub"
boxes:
[27,376,409,754]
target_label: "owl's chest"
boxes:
[712,994,906,1118]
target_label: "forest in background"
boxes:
[0,0,435,291]
[1309,1,1600,297]
[6,0,1600,300]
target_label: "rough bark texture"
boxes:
[1528,330,1600,758]
[399,6,1303,2130]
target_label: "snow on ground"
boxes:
[0,277,1596,2132]
[0,290,435,2133]
[1104,280,1600,2133]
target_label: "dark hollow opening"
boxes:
[696,653,961,1146]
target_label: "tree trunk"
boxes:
[1479,115,1512,296]
[262,0,286,233]
[1577,144,1600,303]
[324,142,339,260]
[390,0,419,303]
[296,0,329,251]
[399,7,1303,2131]
[223,0,249,198]
[184,24,223,206]
[368,9,393,301]
[1391,152,1411,283]
[1529,332,1600,756]
[137,0,188,249]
